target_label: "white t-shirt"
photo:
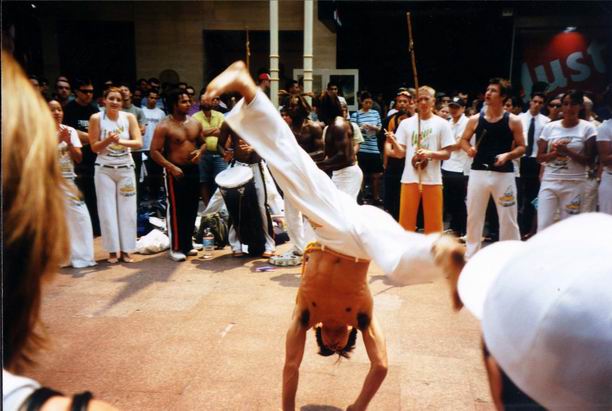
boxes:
[441,114,470,174]
[395,115,454,185]
[140,107,166,151]
[539,119,597,181]
[597,119,612,174]
[57,125,82,179]
[3,369,40,411]
[518,111,550,158]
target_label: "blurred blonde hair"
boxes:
[2,51,69,372]
[418,85,436,98]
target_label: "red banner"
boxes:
[520,29,608,98]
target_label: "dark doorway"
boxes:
[57,21,136,89]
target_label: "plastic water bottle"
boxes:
[202,228,214,259]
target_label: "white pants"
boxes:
[582,177,599,212]
[466,170,520,258]
[94,164,137,253]
[63,180,96,268]
[203,188,227,215]
[228,162,276,253]
[225,91,442,284]
[284,198,316,254]
[332,164,363,200]
[537,179,584,232]
[599,171,612,215]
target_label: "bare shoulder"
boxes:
[89,112,101,121]
[508,113,522,124]
[468,113,480,123]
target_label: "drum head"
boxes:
[215,166,253,189]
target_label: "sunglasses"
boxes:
[78,89,94,94]
[548,103,561,108]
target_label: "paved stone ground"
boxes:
[25,238,494,410]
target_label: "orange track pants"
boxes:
[399,183,443,233]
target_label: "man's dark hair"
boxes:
[317,94,343,126]
[74,78,93,89]
[360,91,373,101]
[146,89,159,98]
[327,81,338,90]
[285,79,299,90]
[315,327,358,359]
[117,81,131,90]
[165,88,189,113]
[530,91,546,100]
[288,94,311,120]
[489,77,512,98]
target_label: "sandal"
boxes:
[107,257,119,264]
[262,251,276,258]
[232,251,244,258]
[120,254,134,263]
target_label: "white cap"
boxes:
[458,213,612,410]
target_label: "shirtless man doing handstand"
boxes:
[205,62,464,411]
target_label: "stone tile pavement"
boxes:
[24,238,494,410]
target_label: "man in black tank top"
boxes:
[460,78,525,258]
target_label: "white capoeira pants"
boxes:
[599,171,612,215]
[466,170,520,258]
[94,164,137,253]
[228,162,276,253]
[225,90,443,284]
[537,179,585,232]
[332,164,363,200]
[63,180,96,268]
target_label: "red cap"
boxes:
[258,73,271,81]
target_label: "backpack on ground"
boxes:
[196,212,229,249]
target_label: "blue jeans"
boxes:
[198,154,228,191]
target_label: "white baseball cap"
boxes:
[458,213,612,410]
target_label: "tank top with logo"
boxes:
[471,111,514,173]
[96,111,133,166]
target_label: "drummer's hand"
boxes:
[223,149,234,162]
[190,149,202,164]
[238,142,253,154]
[168,164,184,179]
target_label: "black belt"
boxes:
[95,163,134,169]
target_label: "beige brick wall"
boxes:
[40,1,337,89]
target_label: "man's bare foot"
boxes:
[204,61,257,103]
[432,234,466,311]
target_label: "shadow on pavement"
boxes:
[269,272,301,288]
[97,253,180,313]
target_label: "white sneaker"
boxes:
[169,250,186,261]
[187,249,198,256]
[192,242,203,251]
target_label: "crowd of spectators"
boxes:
[26,69,612,265]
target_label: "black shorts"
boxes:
[357,152,383,174]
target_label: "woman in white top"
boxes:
[50,100,97,268]
[89,87,142,263]
[536,90,597,231]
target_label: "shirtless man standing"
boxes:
[204,61,465,410]
[150,89,205,261]
[281,95,324,255]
